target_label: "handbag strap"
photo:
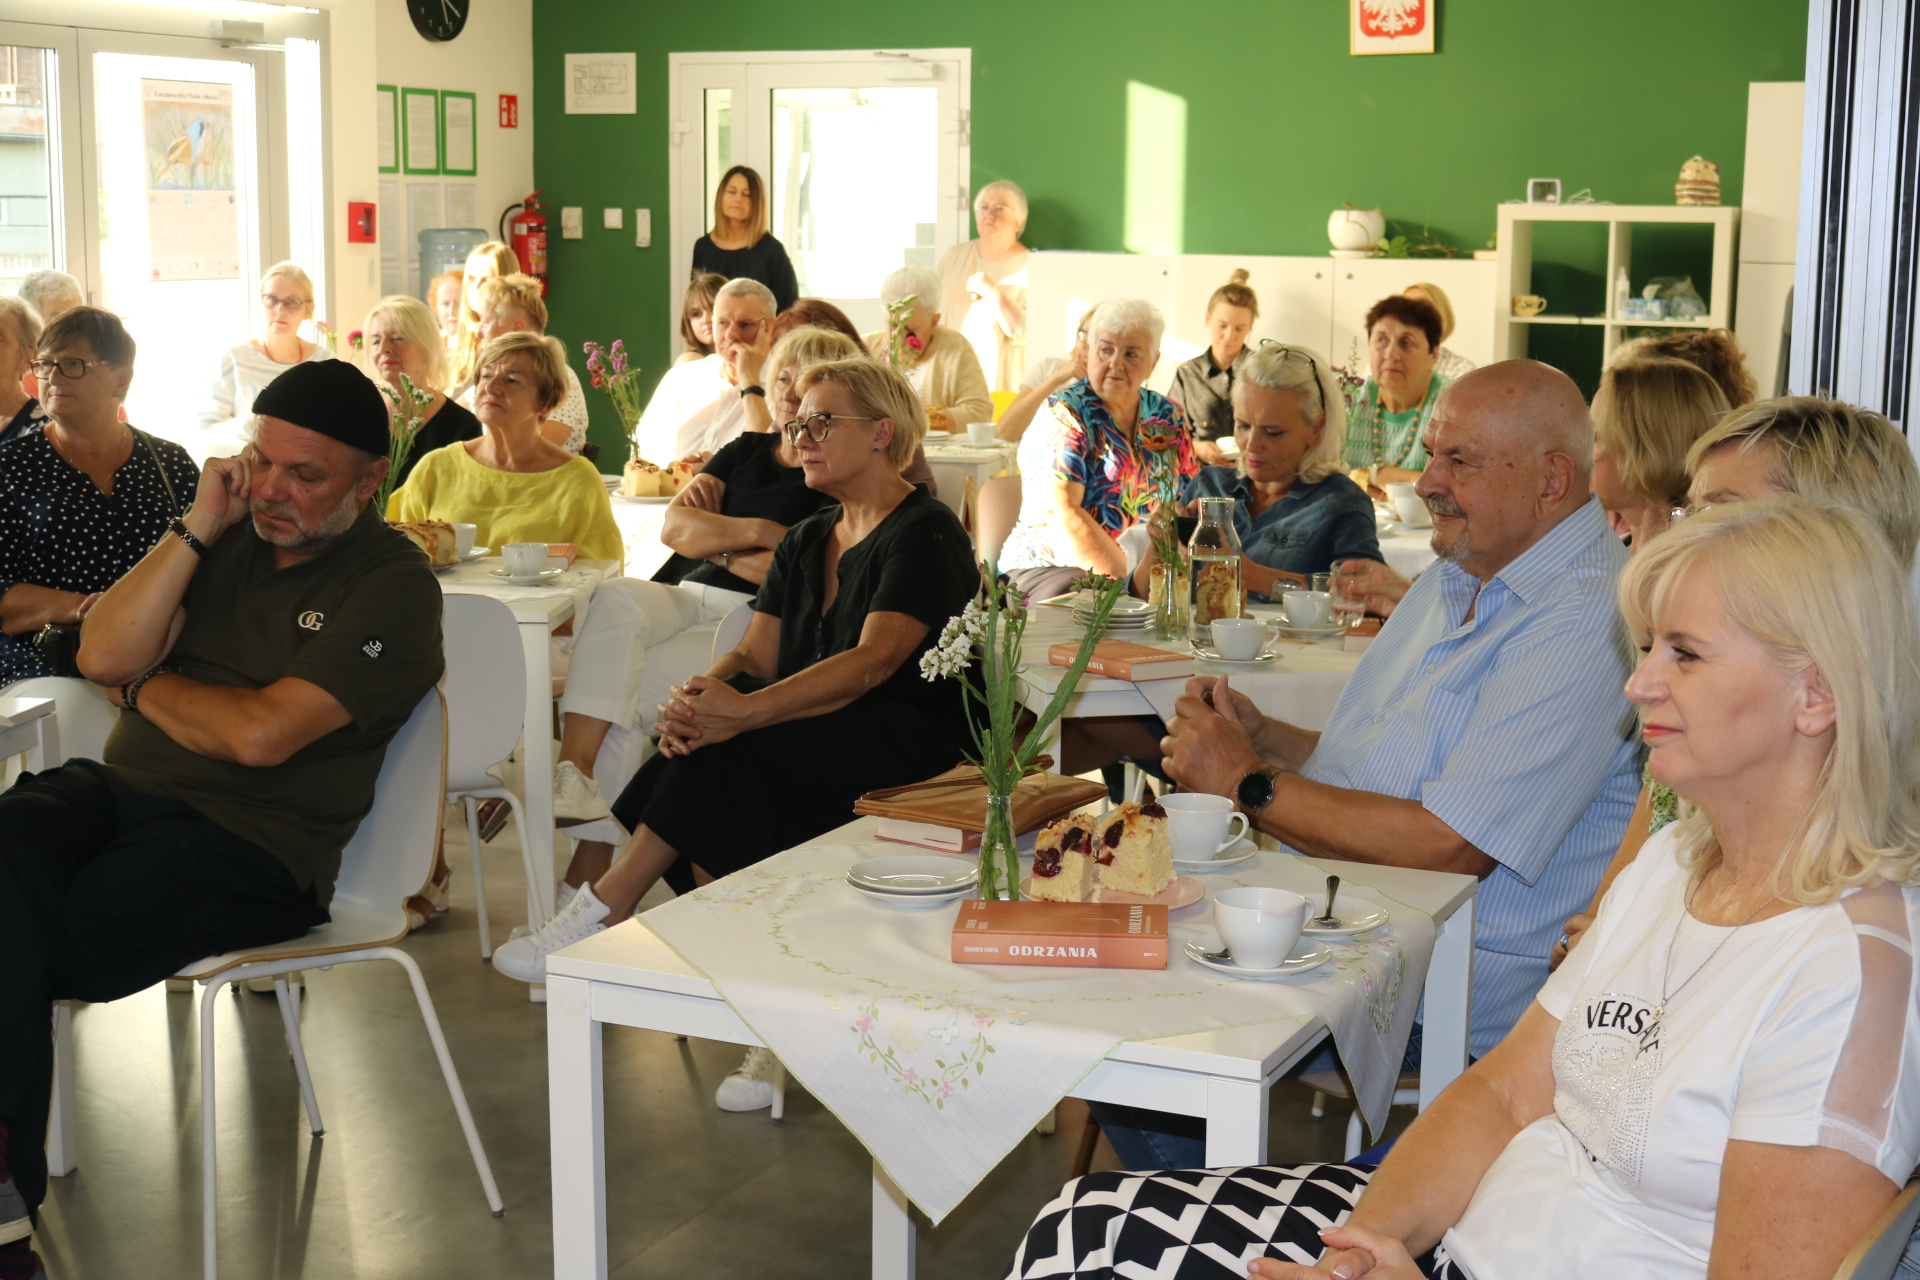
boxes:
[130,427,184,517]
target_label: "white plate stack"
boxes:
[1071,593,1155,638]
[845,854,979,907]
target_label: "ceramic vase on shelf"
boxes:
[978,791,1020,901]
[1328,207,1386,259]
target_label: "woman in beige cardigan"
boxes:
[861,265,994,434]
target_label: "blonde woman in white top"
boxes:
[198,261,333,448]
[936,179,1030,392]
[1010,496,1920,1280]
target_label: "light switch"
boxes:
[560,206,584,240]
[635,208,651,248]
[602,207,623,230]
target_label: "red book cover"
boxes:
[1046,641,1195,682]
[952,900,1169,969]
[547,542,578,568]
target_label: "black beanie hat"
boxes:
[251,360,392,457]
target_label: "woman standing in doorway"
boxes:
[690,166,799,313]
[936,179,1030,393]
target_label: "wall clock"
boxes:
[408,0,468,42]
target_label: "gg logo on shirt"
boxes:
[1552,991,1661,1185]
[297,610,325,631]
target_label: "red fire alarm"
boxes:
[499,94,519,128]
[347,202,376,244]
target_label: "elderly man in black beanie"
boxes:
[0,360,443,1275]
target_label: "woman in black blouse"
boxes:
[0,308,197,687]
[690,166,799,313]
[0,298,46,448]
[363,295,481,489]
[494,356,979,984]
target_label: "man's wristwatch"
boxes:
[1235,766,1281,818]
[719,550,733,569]
[738,385,765,399]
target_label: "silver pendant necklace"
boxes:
[1651,874,1779,1029]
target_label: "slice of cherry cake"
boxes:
[1028,814,1099,902]
[1095,800,1176,896]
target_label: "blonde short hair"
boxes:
[476,331,567,414]
[364,295,449,391]
[795,357,925,471]
[1592,357,1731,507]
[1614,329,1757,409]
[765,326,862,404]
[0,296,43,355]
[260,260,313,301]
[1686,396,1920,571]
[1237,343,1346,484]
[1406,283,1455,343]
[475,273,548,332]
[1620,496,1920,902]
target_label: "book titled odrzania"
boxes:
[1045,640,1195,682]
[951,900,1169,969]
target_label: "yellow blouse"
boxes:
[391,442,624,565]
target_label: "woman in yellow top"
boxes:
[393,331,622,563]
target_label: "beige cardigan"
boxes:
[861,324,995,429]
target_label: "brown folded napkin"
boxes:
[854,759,1108,835]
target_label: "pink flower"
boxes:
[972,1014,990,1028]
[904,1068,919,1084]
[906,334,925,353]
[347,329,363,350]
[855,1014,875,1032]
[939,1081,955,1098]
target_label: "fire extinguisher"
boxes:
[500,190,548,295]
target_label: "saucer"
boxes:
[849,880,972,907]
[613,493,673,505]
[847,854,979,895]
[1172,836,1259,871]
[1193,643,1281,665]
[1185,933,1333,978]
[489,567,564,585]
[1019,873,1205,909]
[1270,622,1348,640]
[458,546,490,563]
[1302,901,1390,938]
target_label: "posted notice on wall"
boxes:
[142,79,240,281]
[445,182,479,230]
[564,53,636,114]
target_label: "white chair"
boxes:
[441,594,538,960]
[711,602,754,662]
[1304,1067,1421,1158]
[53,691,503,1279]
[1835,1178,1920,1280]
[1,675,116,764]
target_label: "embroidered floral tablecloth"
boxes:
[640,841,1435,1222]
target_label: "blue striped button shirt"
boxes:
[1299,497,1640,1056]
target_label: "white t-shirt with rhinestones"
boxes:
[1443,826,1920,1280]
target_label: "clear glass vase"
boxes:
[1149,560,1187,641]
[978,791,1021,901]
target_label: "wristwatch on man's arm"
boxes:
[1236,765,1281,822]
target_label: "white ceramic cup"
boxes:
[502,542,549,578]
[1282,590,1333,629]
[450,523,478,556]
[966,421,996,446]
[1160,793,1251,861]
[1385,481,1433,528]
[1209,616,1267,661]
[1213,886,1310,969]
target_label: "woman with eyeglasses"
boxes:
[0,307,197,687]
[1342,294,1451,490]
[1552,394,1920,971]
[936,179,1031,392]
[997,298,1196,599]
[540,328,862,892]
[1590,357,1730,549]
[493,362,978,1038]
[196,261,333,454]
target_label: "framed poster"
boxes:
[142,78,240,281]
[1351,0,1435,55]
[376,84,398,173]
[440,90,476,176]
[401,86,440,174]
[564,52,636,114]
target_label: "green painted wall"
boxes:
[533,0,1808,462]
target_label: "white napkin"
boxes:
[641,841,1433,1222]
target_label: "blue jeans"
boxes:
[1089,1025,1427,1172]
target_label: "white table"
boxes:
[1375,519,1438,581]
[437,557,618,924]
[546,817,1476,1280]
[923,440,1018,493]
[608,491,674,580]
[0,695,58,774]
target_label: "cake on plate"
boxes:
[621,458,670,496]
[391,519,457,567]
[1028,814,1099,902]
[1095,800,1175,896]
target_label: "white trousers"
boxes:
[558,577,753,844]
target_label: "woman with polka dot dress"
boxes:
[0,308,197,688]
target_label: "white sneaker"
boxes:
[716,1046,782,1112]
[492,883,610,982]
[553,761,611,827]
[507,882,577,943]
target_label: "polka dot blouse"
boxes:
[0,425,199,686]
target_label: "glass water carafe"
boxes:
[1187,496,1244,644]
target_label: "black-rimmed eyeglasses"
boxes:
[782,412,880,444]
[29,357,114,380]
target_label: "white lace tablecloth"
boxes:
[640,840,1434,1222]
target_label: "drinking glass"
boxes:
[1329,562,1366,628]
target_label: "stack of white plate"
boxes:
[1071,593,1155,636]
[845,854,979,907]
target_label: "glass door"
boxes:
[0,22,80,299]
[80,32,275,442]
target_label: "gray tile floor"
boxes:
[34,803,1402,1279]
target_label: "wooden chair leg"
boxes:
[1070,1110,1102,1180]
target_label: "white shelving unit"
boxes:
[1492,204,1741,363]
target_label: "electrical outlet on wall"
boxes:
[635,209,651,248]
[561,207,584,240]
[603,208,623,230]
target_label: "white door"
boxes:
[671,50,970,350]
